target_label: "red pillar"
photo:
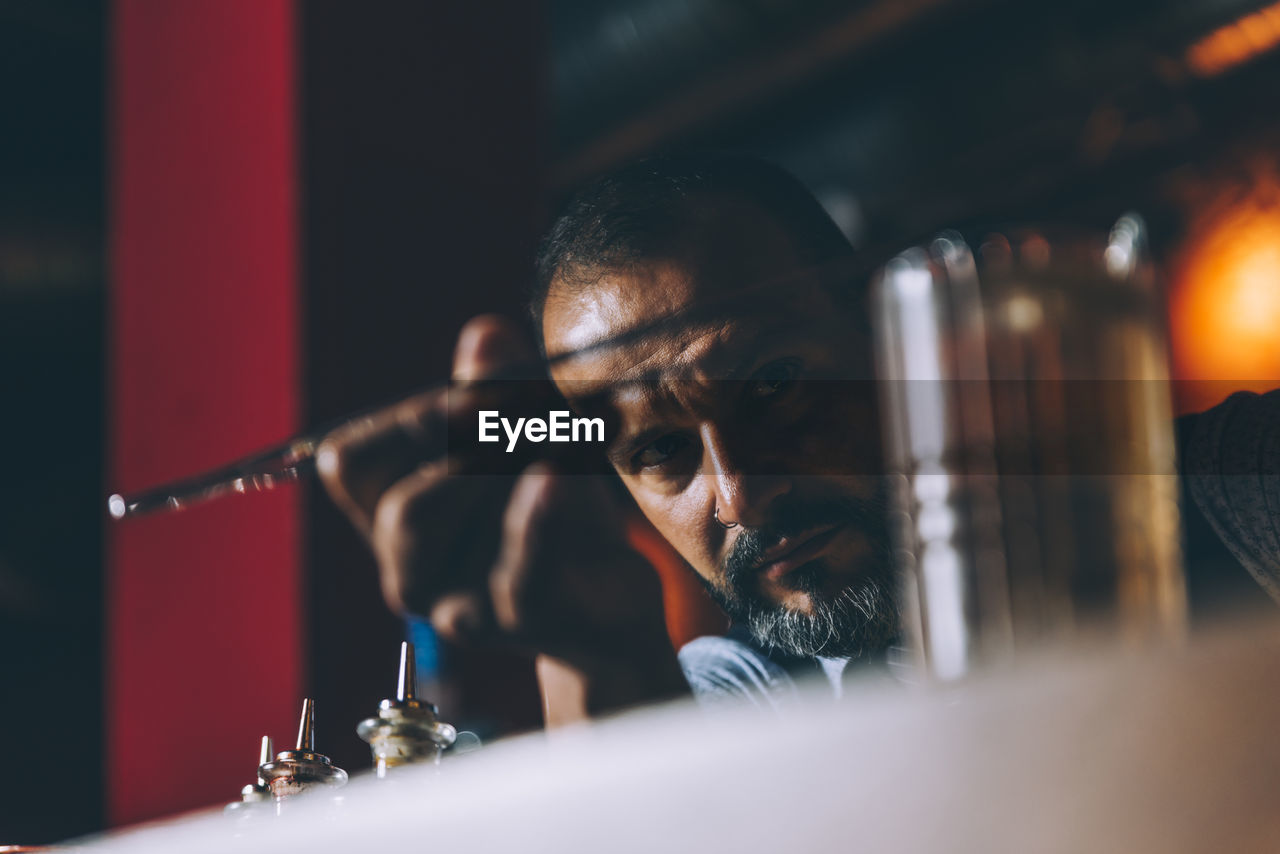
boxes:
[108,0,301,824]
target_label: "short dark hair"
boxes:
[531,152,855,339]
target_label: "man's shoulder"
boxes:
[677,634,801,711]
[1179,388,1280,606]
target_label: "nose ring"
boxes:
[714,507,739,529]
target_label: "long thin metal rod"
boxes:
[297,698,315,752]
[106,255,872,520]
[257,735,274,784]
[397,641,416,702]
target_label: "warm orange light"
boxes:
[1169,178,1280,412]
[1186,2,1280,76]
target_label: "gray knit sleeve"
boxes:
[1183,390,1280,602]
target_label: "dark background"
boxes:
[0,0,106,841]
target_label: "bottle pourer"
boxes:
[225,735,274,813]
[357,641,457,776]
[259,698,349,799]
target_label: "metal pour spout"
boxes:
[357,642,457,776]
[259,698,348,801]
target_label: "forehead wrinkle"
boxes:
[607,326,735,429]
[560,315,735,392]
[632,322,727,381]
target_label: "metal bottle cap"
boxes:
[259,699,348,798]
[225,735,274,812]
[357,641,457,776]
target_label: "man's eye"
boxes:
[634,434,691,469]
[746,359,802,400]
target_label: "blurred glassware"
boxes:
[872,214,1187,681]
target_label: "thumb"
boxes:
[452,314,535,383]
[489,462,562,633]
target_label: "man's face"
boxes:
[542,204,898,659]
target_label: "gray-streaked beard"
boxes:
[736,561,899,659]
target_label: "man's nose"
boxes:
[699,424,791,529]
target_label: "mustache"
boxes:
[721,488,890,585]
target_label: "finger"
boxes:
[447,316,574,477]
[316,389,448,535]
[452,314,537,384]
[429,589,497,645]
[489,463,563,634]
[488,467,666,664]
[369,459,511,614]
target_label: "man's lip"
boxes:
[755,524,843,580]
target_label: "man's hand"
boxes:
[315,315,687,722]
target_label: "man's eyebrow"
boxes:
[559,385,611,416]
[606,424,671,468]
[720,320,809,380]
[722,338,773,381]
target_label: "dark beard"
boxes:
[701,488,900,660]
